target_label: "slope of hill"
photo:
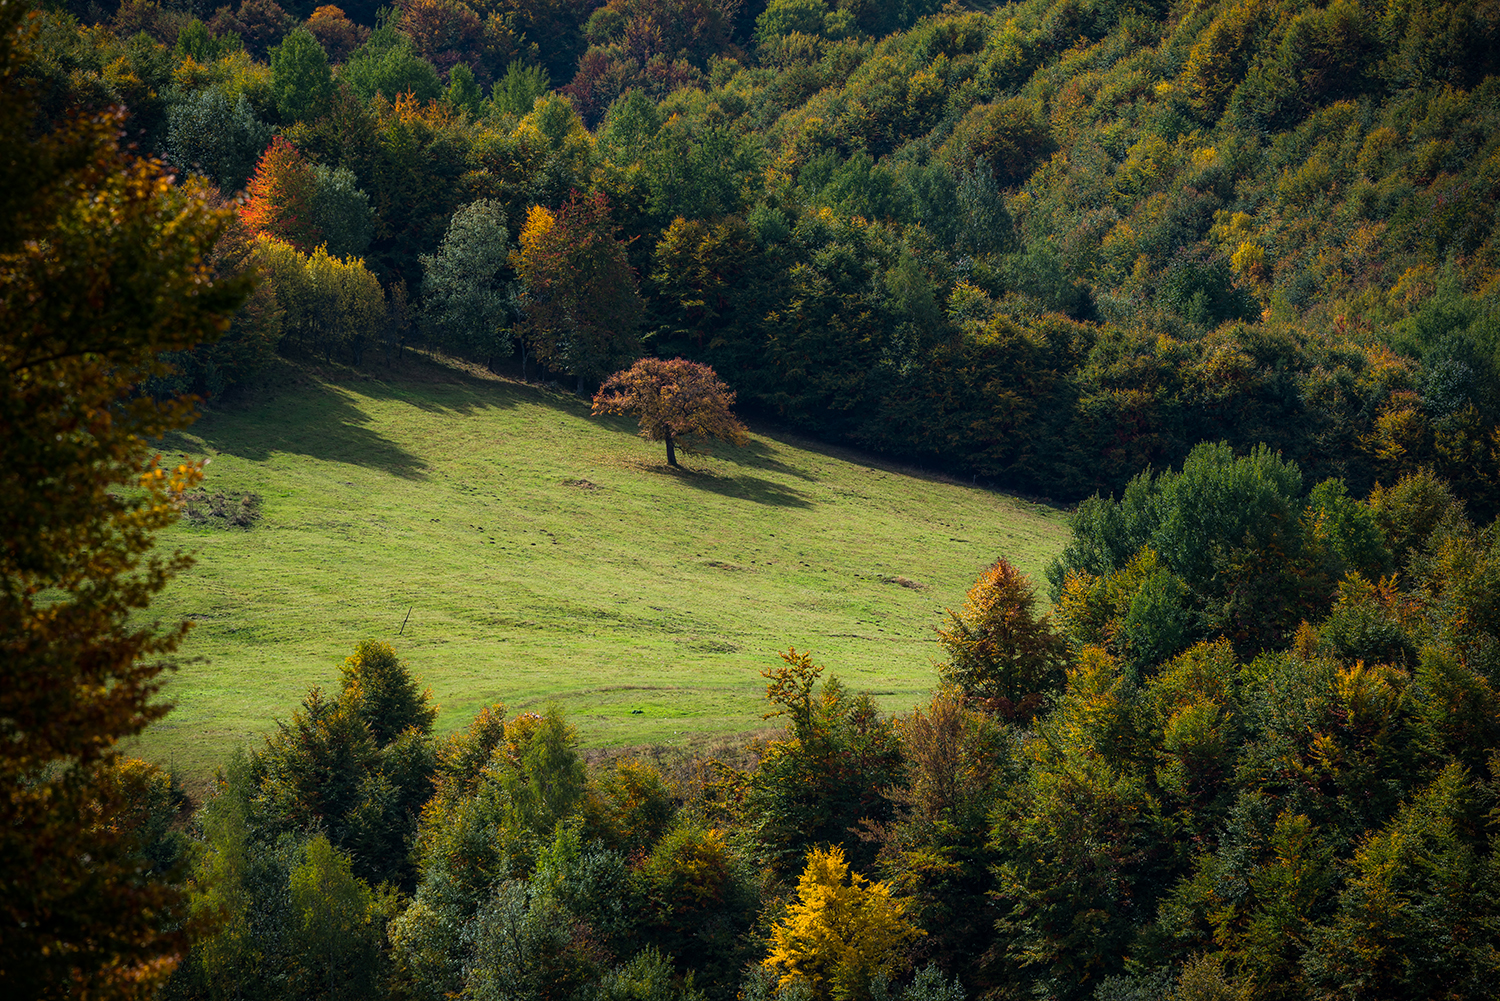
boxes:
[136,355,1068,779]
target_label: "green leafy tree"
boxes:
[582,758,678,857]
[338,639,438,745]
[1049,442,1327,658]
[166,89,273,192]
[245,641,437,888]
[594,948,708,1001]
[491,60,550,117]
[175,18,243,62]
[494,707,589,840]
[0,6,248,994]
[743,650,905,875]
[592,357,750,467]
[390,706,591,1001]
[270,28,334,123]
[631,820,760,985]
[309,163,375,260]
[253,687,380,846]
[443,61,483,115]
[420,199,515,367]
[1303,764,1500,999]
[287,836,391,1001]
[339,26,443,102]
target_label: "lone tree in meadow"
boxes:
[592,357,749,467]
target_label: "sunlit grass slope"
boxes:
[137,356,1069,780]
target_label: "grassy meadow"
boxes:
[135,355,1069,782]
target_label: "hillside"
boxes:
[28,0,1500,521]
[136,354,1068,779]
[13,2,1500,999]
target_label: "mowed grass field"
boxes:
[132,355,1070,781]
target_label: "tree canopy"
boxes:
[591,356,749,466]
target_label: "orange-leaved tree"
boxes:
[513,191,642,392]
[938,557,1071,723]
[241,135,321,251]
[0,4,249,996]
[591,356,748,467]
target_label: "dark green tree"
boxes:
[338,640,438,746]
[166,89,273,193]
[420,199,515,367]
[309,163,375,259]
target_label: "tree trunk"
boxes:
[521,342,528,382]
[665,433,677,467]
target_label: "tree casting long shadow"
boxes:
[644,463,814,509]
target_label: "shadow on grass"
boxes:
[692,435,820,482]
[332,351,593,420]
[171,371,431,480]
[171,354,608,480]
[644,463,814,508]
[588,412,821,485]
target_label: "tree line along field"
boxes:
[134,354,1069,783]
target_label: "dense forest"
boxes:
[23,0,1500,509]
[6,0,1500,997]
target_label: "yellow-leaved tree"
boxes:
[765,845,920,999]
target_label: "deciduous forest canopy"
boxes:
[7,0,1500,996]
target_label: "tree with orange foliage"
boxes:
[305,5,369,63]
[241,135,321,250]
[938,557,1070,722]
[592,357,748,467]
[514,191,642,392]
